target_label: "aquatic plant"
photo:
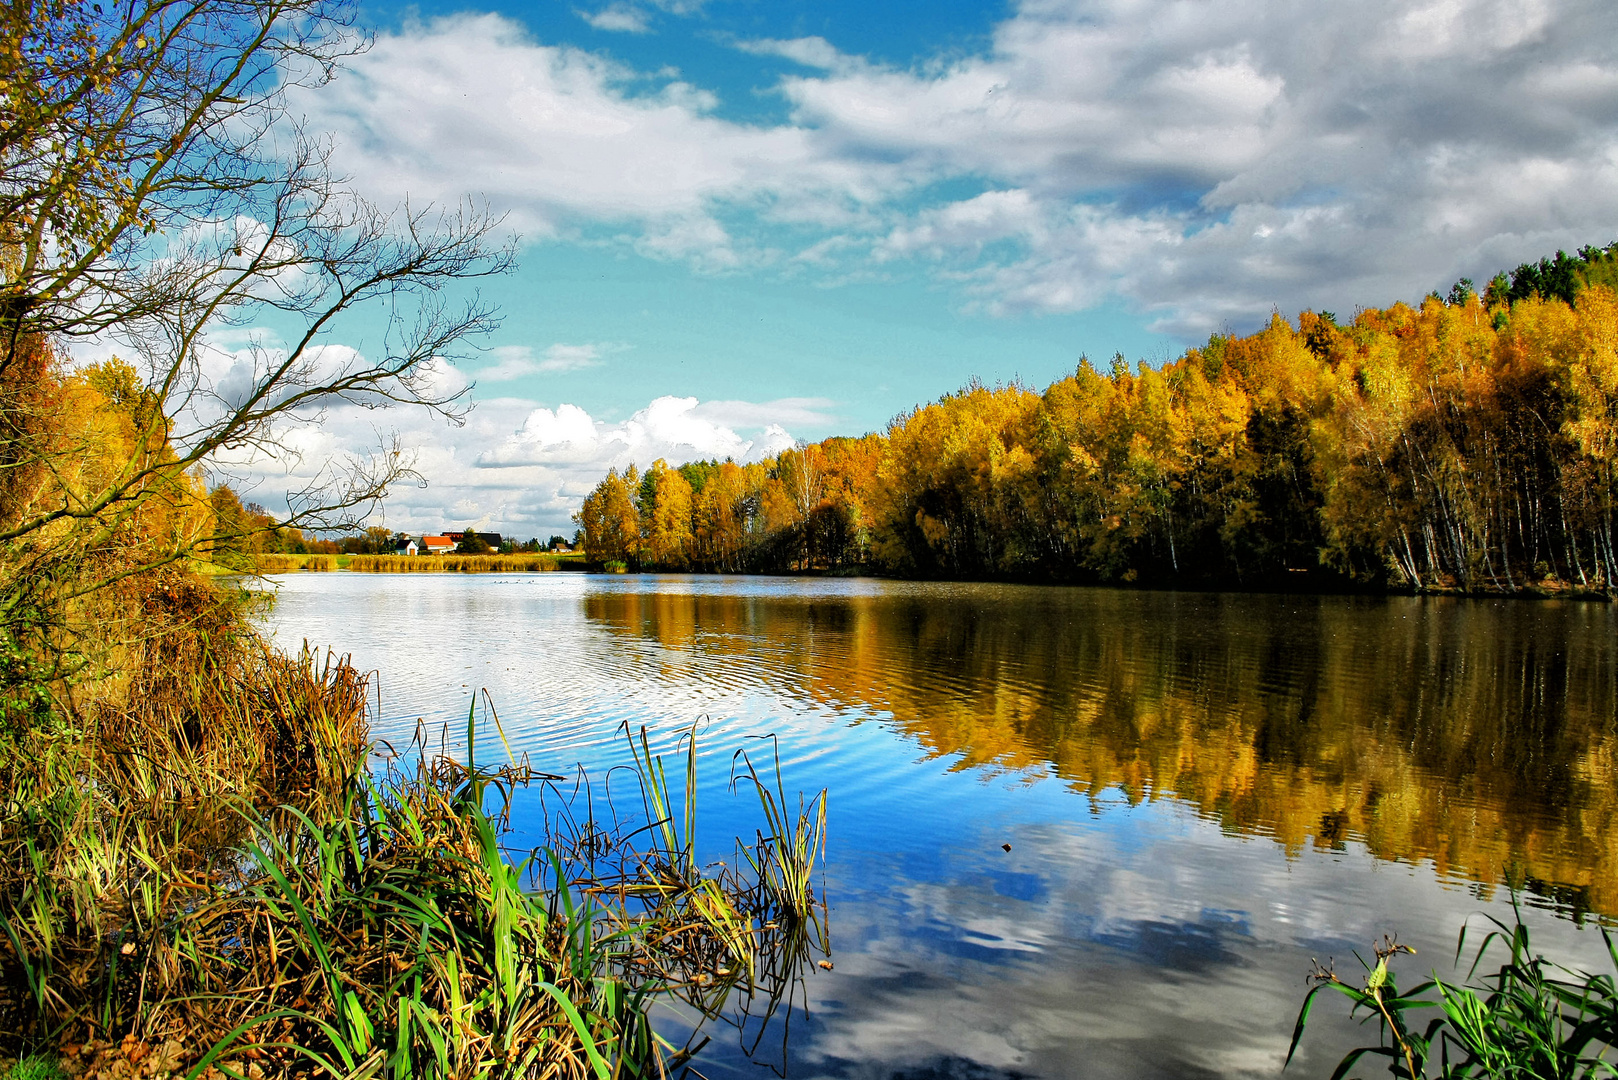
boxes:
[731,736,828,938]
[0,631,829,1079]
[537,722,831,1069]
[1288,904,1618,1077]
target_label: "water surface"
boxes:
[264,574,1618,1079]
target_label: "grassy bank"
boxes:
[343,554,583,573]
[0,582,828,1079]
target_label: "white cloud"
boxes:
[771,0,1618,330]
[732,36,847,71]
[577,4,650,33]
[477,342,618,381]
[294,15,886,260]
[296,0,1618,336]
[688,396,836,429]
[193,352,823,536]
[477,394,806,471]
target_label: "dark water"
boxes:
[264,574,1618,1079]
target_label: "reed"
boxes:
[731,737,829,942]
[1288,903,1618,1077]
[345,555,567,573]
[0,619,829,1079]
[520,721,830,1071]
[253,554,336,573]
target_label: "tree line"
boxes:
[577,247,1618,592]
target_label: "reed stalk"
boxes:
[1288,903,1618,1077]
[0,631,830,1079]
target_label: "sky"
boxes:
[211,0,1618,539]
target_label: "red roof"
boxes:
[421,535,456,548]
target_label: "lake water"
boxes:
[262,573,1618,1080]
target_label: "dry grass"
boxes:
[345,554,567,573]
[252,555,336,573]
[0,575,828,1080]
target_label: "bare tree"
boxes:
[0,0,513,692]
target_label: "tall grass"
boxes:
[0,621,829,1078]
[1288,903,1617,1077]
[731,736,829,944]
[534,723,831,1067]
[253,554,337,572]
[345,555,569,573]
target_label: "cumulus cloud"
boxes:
[477,394,802,470]
[777,0,1618,330]
[197,347,820,537]
[296,0,1618,334]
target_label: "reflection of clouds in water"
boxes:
[261,575,1618,1080]
[793,815,1610,1079]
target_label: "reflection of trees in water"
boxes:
[581,589,1618,917]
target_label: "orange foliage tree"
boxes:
[573,273,1618,592]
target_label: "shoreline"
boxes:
[258,556,1614,601]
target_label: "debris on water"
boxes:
[1002,843,1012,852]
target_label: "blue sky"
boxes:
[219,0,1618,538]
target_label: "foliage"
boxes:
[576,468,644,569]
[207,487,330,567]
[577,270,1618,593]
[334,527,402,556]
[1288,905,1618,1078]
[1498,243,1618,307]
[0,3,833,1076]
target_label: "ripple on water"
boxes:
[259,571,1618,1080]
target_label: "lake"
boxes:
[262,573,1617,1079]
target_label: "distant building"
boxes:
[456,531,502,552]
[394,538,418,556]
[420,535,456,555]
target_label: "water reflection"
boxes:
[263,574,1618,1079]
[581,585,1618,918]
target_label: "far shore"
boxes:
[250,553,1614,600]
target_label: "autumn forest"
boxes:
[578,246,1618,593]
